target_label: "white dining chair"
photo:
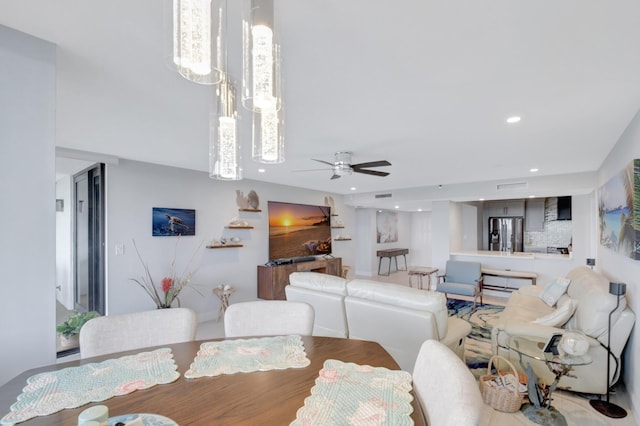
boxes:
[79,308,197,358]
[413,339,484,426]
[224,301,315,337]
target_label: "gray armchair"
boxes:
[436,260,483,311]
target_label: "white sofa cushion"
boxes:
[289,272,347,296]
[532,295,576,327]
[566,266,627,338]
[347,279,448,338]
[540,277,570,306]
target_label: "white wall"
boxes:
[431,200,452,271]
[56,175,73,309]
[410,211,432,267]
[597,107,640,415]
[354,208,375,276]
[352,208,414,276]
[0,25,56,386]
[461,203,478,250]
[105,160,354,319]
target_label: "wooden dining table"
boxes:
[0,336,427,425]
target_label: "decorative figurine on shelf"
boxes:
[228,216,249,227]
[236,189,260,210]
[235,190,250,210]
[247,190,260,210]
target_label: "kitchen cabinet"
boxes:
[486,200,525,217]
[525,198,545,231]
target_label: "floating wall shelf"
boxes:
[226,226,254,229]
[206,244,243,249]
[239,209,261,212]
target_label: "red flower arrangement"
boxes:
[131,238,202,308]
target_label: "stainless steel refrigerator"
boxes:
[488,217,524,252]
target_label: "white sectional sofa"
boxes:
[491,266,636,394]
[285,272,472,372]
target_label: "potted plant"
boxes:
[56,310,100,348]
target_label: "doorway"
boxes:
[55,162,105,357]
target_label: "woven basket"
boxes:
[479,355,523,413]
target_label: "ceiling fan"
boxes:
[305,152,391,180]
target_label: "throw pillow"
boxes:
[540,277,571,307]
[533,297,576,327]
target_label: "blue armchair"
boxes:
[436,260,483,311]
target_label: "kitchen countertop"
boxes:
[450,250,571,260]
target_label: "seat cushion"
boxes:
[532,295,576,327]
[566,266,627,338]
[288,272,348,296]
[437,282,476,297]
[347,279,448,339]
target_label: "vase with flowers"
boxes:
[131,238,202,308]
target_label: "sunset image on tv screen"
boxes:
[268,201,332,260]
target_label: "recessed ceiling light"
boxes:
[506,116,521,124]
[479,198,485,201]
[529,195,535,198]
[530,168,538,173]
[417,208,423,212]
[350,187,357,191]
[394,205,400,209]
[258,168,266,173]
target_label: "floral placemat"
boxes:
[185,335,310,378]
[291,359,414,425]
[1,348,179,425]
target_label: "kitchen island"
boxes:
[449,250,573,295]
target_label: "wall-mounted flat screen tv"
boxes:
[268,201,332,261]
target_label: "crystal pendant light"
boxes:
[242,0,281,111]
[252,102,284,164]
[251,39,283,164]
[210,77,241,180]
[172,0,224,85]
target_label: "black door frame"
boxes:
[73,163,105,315]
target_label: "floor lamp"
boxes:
[589,282,627,418]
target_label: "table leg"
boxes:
[389,256,394,276]
[378,257,383,275]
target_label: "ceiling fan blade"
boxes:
[352,160,391,169]
[330,174,341,180]
[312,159,335,167]
[353,168,390,177]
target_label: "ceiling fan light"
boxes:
[334,164,352,176]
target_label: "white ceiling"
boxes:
[3,0,640,210]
